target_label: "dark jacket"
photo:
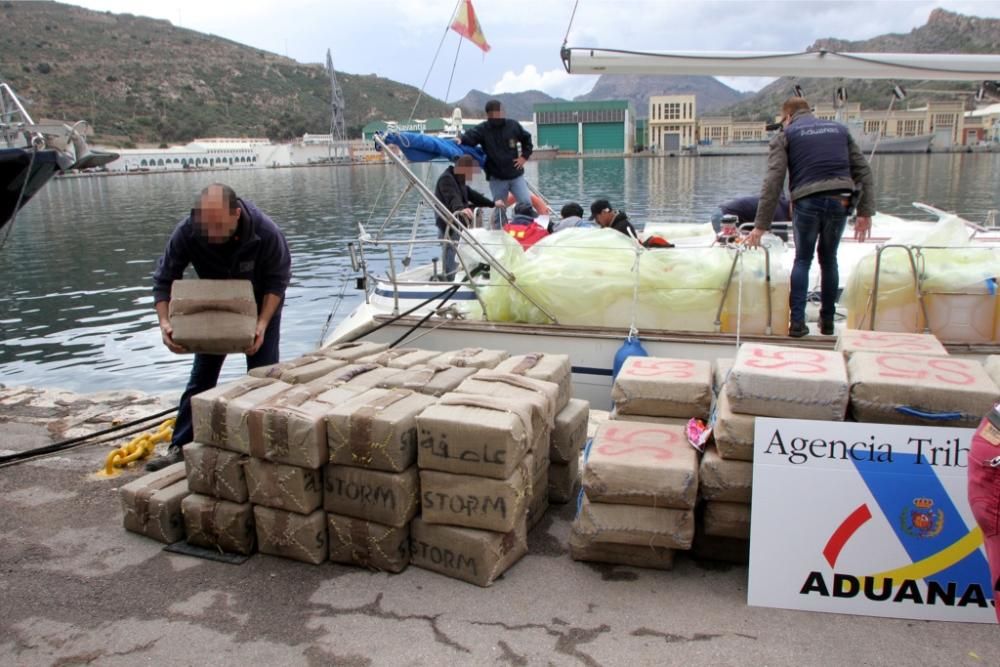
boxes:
[152,198,291,306]
[610,211,638,239]
[721,195,791,222]
[433,166,494,232]
[459,119,533,181]
[754,110,875,230]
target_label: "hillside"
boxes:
[452,89,567,120]
[0,1,451,144]
[722,9,1000,120]
[575,74,747,116]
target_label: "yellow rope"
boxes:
[102,418,175,476]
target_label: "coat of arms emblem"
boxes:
[901,497,944,538]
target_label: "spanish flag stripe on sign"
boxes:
[450,0,490,53]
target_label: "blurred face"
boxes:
[194,189,240,244]
[454,162,479,180]
[596,207,616,227]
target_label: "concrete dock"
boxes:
[0,384,997,666]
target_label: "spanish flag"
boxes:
[450,0,491,53]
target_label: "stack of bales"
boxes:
[711,343,851,557]
[493,353,584,522]
[571,356,710,568]
[837,330,999,428]
[412,350,555,586]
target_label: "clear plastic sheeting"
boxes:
[456,228,785,333]
[844,214,1000,337]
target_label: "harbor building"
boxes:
[533,101,635,155]
[647,95,696,153]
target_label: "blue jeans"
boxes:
[438,225,459,280]
[790,196,848,324]
[170,310,282,448]
[488,175,532,206]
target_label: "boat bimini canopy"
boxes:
[560,47,1000,81]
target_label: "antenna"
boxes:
[327,49,347,143]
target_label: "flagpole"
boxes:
[408,0,464,122]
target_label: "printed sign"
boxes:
[748,418,997,623]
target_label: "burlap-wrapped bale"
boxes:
[569,528,675,570]
[494,353,572,412]
[191,376,289,449]
[323,464,419,528]
[699,444,752,503]
[181,494,255,555]
[984,355,1000,389]
[455,371,559,439]
[612,356,713,418]
[551,398,589,464]
[420,454,533,533]
[416,393,534,479]
[184,443,248,503]
[409,517,527,587]
[249,355,348,384]
[246,459,323,514]
[691,526,749,565]
[327,512,410,573]
[608,411,688,426]
[358,347,441,369]
[848,352,1000,427]
[726,343,848,420]
[254,506,327,565]
[712,390,754,462]
[377,363,478,397]
[530,426,551,476]
[548,456,579,504]
[573,495,694,549]
[120,462,189,543]
[244,384,358,470]
[714,358,734,393]
[168,279,256,354]
[317,341,389,362]
[527,459,550,532]
[703,501,751,540]
[430,347,510,369]
[582,421,698,509]
[836,329,948,359]
[326,388,437,472]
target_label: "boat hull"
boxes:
[0,148,62,231]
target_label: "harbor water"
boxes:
[1,153,998,394]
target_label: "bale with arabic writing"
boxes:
[582,421,698,509]
[420,454,533,533]
[725,343,848,420]
[847,351,999,427]
[254,506,327,565]
[120,462,190,543]
[245,459,323,514]
[184,443,248,503]
[181,493,256,555]
[612,356,713,418]
[327,512,410,573]
[323,464,419,528]
[408,517,527,587]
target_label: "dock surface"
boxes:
[1,385,997,666]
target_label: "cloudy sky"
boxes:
[69,0,1000,101]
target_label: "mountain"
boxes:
[0,2,451,145]
[451,89,567,120]
[722,9,1000,120]
[573,75,747,116]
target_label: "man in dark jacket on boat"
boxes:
[590,199,638,240]
[433,155,498,280]
[458,100,534,206]
[748,96,875,338]
[145,183,291,471]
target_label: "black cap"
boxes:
[590,199,612,220]
[561,202,584,218]
[513,202,537,218]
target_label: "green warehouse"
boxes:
[533,101,635,155]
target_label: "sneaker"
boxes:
[789,321,810,338]
[145,445,184,472]
[820,319,835,335]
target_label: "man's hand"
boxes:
[458,208,474,222]
[513,156,527,169]
[494,199,505,208]
[452,136,462,144]
[160,321,186,354]
[245,320,267,356]
[854,215,872,242]
[745,227,766,249]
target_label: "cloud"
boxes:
[492,65,598,100]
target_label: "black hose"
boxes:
[347,283,461,344]
[0,406,176,467]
